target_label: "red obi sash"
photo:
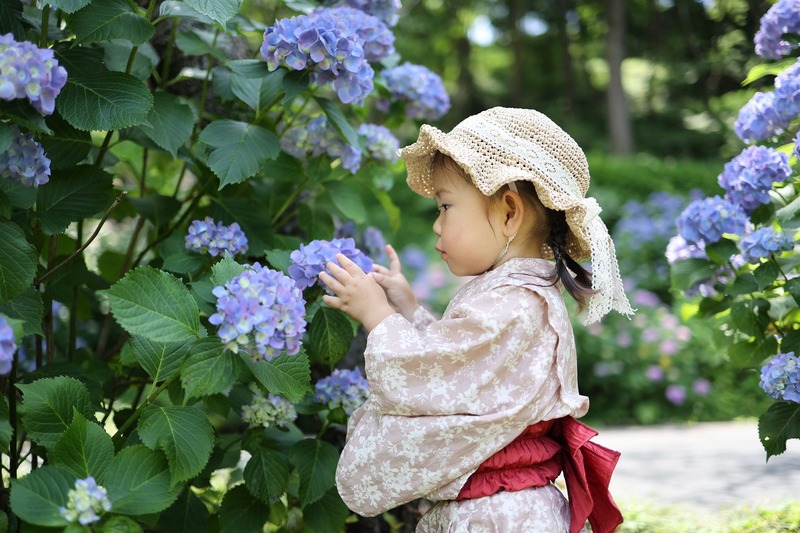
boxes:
[456,417,622,533]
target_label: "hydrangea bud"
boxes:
[760,352,800,403]
[209,263,307,361]
[382,62,451,120]
[185,217,249,257]
[315,367,370,414]
[281,115,362,173]
[328,0,402,27]
[357,123,399,163]
[676,196,748,246]
[288,238,374,290]
[0,316,16,375]
[717,146,791,214]
[241,384,297,429]
[739,227,793,262]
[59,477,112,526]
[0,125,51,187]
[754,0,800,59]
[0,33,67,115]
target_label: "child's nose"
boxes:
[432,216,441,236]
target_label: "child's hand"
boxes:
[319,253,396,332]
[371,244,419,321]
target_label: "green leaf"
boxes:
[262,152,304,182]
[35,165,115,235]
[100,39,159,79]
[175,29,227,60]
[314,96,358,146]
[243,448,290,503]
[122,337,191,383]
[71,0,155,45]
[731,299,771,337]
[158,0,214,24]
[743,58,797,85]
[184,0,242,26]
[728,273,759,296]
[0,98,52,134]
[41,113,93,169]
[218,485,269,533]
[199,120,280,188]
[368,186,401,231]
[231,69,284,112]
[0,1,24,40]
[705,238,738,265]
[290,439,338,507]
[242,351,311,403]
[18,376,94,448]
[326,181,366,223]
[158,489,210,533]
[780,329,800,354]
[210,254,247,288]
[43,0,90,13]
[51,411,114,482]
[281,70,309,105]
[308,307,353,369]
[670,258,718,292]
[100,266,201,342]
[101,516,143,533]
[126,194,182,228]
[728,337,777,368]
[776,193,800,221]
[785,278,800,306]
[104,446,181,515]
[181,337,239,400]
[303,488,350,533]
[754,261,780,290]
[0,122,12,153]
[56,49,153,131]
[138,406,215,485]
[1,173,37,209]
[759,401,800,460]
[0,396,12,452]
[10,465,73,527]
[0,220,37,305]
[141,92,194,157]
[265,249,292,274]
[0,288,44,337]
[227,59,271,78]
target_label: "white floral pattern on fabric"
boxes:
[336,257,590,530]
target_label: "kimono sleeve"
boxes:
[336,286,566,516]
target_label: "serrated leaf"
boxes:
[231,69,284,112]
[43,0,90,13]
[759,401,800,459]
[35,165,115,235]
[138,406,214,485]
[158,489,210,533]
[314,96,358,146]
[308,307,353,369]
[227,59,271,78]
[265,249,292,274]
[181,337,239,400]
[242,351,311,403]
[18,376,94,448]
[158,0,214,24]
[71,0,155,45]
[290,439,338,507]
[0,396,11,451]
[100,266,201,342]
[122,336,191,383]
[1,173,37,209]
[101,515,143,533]
[104,446,181,514]
[303,487,349,533]
[210,254,247,288]
[10,465,73,527]
[754,261,780,290]
[199,120,280,188]
[243,448,290,502]
[41,113,93,169]
[219,485,269,533]
[0,1,24,40]
[141,92,194,157]
[0,287,44,337]
[0,219,37,305]
[184,0,242,26]
[326,181,366,223]
[51,411,114,482]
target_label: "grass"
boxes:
[617,500,800,532]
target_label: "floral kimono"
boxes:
[336,257,611,532]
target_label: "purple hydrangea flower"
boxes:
[288,238,374,290]
[59,477,112,526]
[692,378,711,396]
[334,220,359,240]
[241,384,297,428]
[281,115,362,173]
[665,384,687,406]
[315,367,370,414]
[734,91,784,144]
[185,217,249,257]
[209,263,306,361]
[0,316,15,375]
[382,62,450,120]
[665,235,707,264]
[676,196,749,245]
[322,7,395,61]
[755,0,800,59]
[717,146,791,214]
[645,365,664,382]
[328,0,402,27]
[400,246,428,272]
[740,227,794,262]
[362,226,387,263]
[358,123,399,163]
[614,192,686,250]
[760,352,800,403]
[0,33,67,115]
[774,59,800,125]
[795,130,800,160]
[0,125,50,187]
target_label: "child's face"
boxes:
[431,165,505,276]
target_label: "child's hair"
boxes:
[432,151,595,309]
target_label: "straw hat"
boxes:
[398,107,633,324]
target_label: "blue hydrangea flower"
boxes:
[288,238,374,290]
[334,220,359,240]
[740,227,794,262]
[209,263,307,361]
[774,59,800,125]
[281,115,362,173]
[358,123,399,163]
[322,6,395,61]
[59,477,112,526]
[185,217,249,257]
[755,0,800,59]
[315,367,370,414]
[717,146,791,213]
[665,235,707,265]
[760,352,800,403]
[241,384,297,429]
[614,192,686,251]
[0,125,50,187]
[676,196,749,245]
[363,225,387,262]
[0,316,15,375]
[382,62,450,120]
[400,246,428,272]
[734,91,784,143]
[0,33,67,115]
[328,0,402,27]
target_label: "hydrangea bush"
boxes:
[0,0,450,530]
[669,0,800,460]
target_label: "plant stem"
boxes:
[160,21,179,89]
[271,179,309,226]
[112,373,179,446]
[40,5,50,48]
[8,354,17,480]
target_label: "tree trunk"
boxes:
[507,0,525,106]
[556,2,577,120]
[605,0,633,154]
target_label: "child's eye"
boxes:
[437,204,450,212]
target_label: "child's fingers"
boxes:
[373,264,390,274]
[335,253,366,277]
[386,244,402,274]
[318,270,344,294]
[321,294,341,309]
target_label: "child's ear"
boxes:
[500,190,524,236]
